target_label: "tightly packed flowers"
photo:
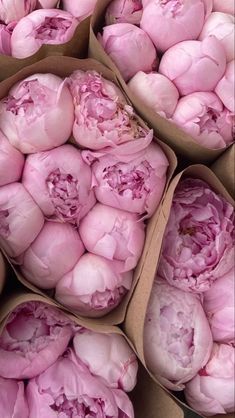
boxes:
[0,68,169,317]
[100,0,235,149]
[0,300,138,417]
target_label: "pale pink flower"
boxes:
[0,182,44,258]
[0,377,29,417]
[158,178,234,293]
[22,144,96,225]
[159,36,226,95]
[11,9,78,58]
[144,279,213,390]
[0,74,74,154]
[0,0,36,24]
[213,0,235,15]
[0,130,25,186]
[79,203,145,271]
[105,0,143,25]
[172,92,234,149]
[62,0,97,21]
[99,23,158,81]
[185,343,235,416]
[0,301,73,379]
[0,22,15,55]
[215,60,235,113]
[55,253,133,317]
[20,221,85,289]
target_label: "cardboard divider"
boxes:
[124,164,234,418]
[0,17,90,81]
[0,55,177,326]
[89,0,230,164]
[211,143,235,199]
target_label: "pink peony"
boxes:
[99,23,158,81]
[0,182,44,258]
[203,264,235,344]
[0,74,74,154]
[0,301,73,379]
[22,144,96,225]
[0,0,36,24]
[128,71,179,118]
[73,329,138,391]
[55,253,133,317]
[199,12,234,62]
[158,178,234,293]
[185,343,235,416]
[20,221,85,289]
[215,60,235,113]
[144,279,213,390]
[0,130,25,186]
[159,37,226,95]
[0,22,15,55]
[82,139,169,218]
[172,91,234,149]
[68,70,150,150]
[79,203,145,271]
[26,349,134,418]
[11,9,78,59]
[105,0,143,25]
[0,377,29,417]
[212,0,235,15]
[62,0,97,21]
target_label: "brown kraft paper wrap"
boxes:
[0,252,5,294]
[89,0,231,164]
[0,17,90,82]
[0,289,183,418]
[211,143,235,199]
[124,164,234,418]
[0,55,176,326]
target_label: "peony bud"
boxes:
[144,279,213,390]
[0,0,36,24]
[99,23,158,81]
[73,329,138,392]
[128,71,179,118]
[22,144,96,225]
[0,73,74,154]
[215,60,235,113]
[105,0,143,25]
[0,182,44,258]
[159,37,226,95]
[62,0,97,21]
[172,91,234,149]
[0,377,29,417]
[20,221,85,289]
[55,253,133,317]
[0,130,25,186]
[212,0,235,15]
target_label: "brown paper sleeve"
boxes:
[211,143,235,199]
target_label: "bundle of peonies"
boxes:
[0,300,138,417]
[144,176,235,415]
[0,68,169,317]
[102,0,235,150]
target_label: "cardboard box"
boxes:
[211,144,235,199]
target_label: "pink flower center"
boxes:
[51,394,106,417]
[0,209,10,238]
[103,161,152,199]
[35,17,72,41]
[159,0,183,16]
[133,0,143,12]
[198,107,221,134]
[46,168,81,224]
[89,286,126,309]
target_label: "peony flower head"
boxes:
[26,349,135,418]
[62,0,97,21]
[0,22,15,55]
[172,91,234,149]
[0,182,44,258]
[215,60,235,113]
[128,71,179,118]
[140,0,207,52]
[11,9,78,59]
[20,221,85,289]
[0,130,25,187]
[0,301,73,379]
[73,329,138,392]
[55,253,133,317]
[0,0,36,24]
[0,73,74,154]
[82,139,169,218]
[158,178,234,293]
[212,0,234,15]
[79,203,145,271]
[68,70,150,150]
[185,343,235,416]
[105,0,143,25]
[0,377,29,417]
[22,144,96,225]
[159,36,226,95]
[203,264,235,344]
[99,23,158,81]
[144,279,213,390]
